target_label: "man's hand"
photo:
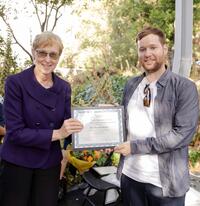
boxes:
[114,141,131,156]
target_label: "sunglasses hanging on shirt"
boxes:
[143,84,151,107]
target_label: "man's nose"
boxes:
[144,48,152,56]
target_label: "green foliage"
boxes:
[71,69,132,107]
[72,83,95,106]
[193,1,200,61]
[107,0,139,69]
[63,0,200,73]
[191,129,200,146]
[0,31,18,96]
[103,0,175,70]
[35,0,73,6]
[72,150,109,166]
[72,149,119,167]
[189,149,200,167]
[65,166,83,187]
[111,152,120,167]
[0,0,75,64]
[0,36,5,56]
[1,0,200,70]
[110,74,130,104]
[134,0,175,44]
[194,0,200,21]
[95,153,108,166]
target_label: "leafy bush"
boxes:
[72,149,111,166]
[71,70,132,106]
[189,149,200,167]
[66,69,134,186]
[110,74,130,104]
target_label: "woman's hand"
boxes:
[52,118,83,141]
[60,149,68,179]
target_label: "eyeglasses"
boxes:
[36,49,60,60]
[143,84,151,107]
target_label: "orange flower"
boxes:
[83,150,88,155]
[83,156,88,161]
[94,150,101,159]
[87,155,94,162]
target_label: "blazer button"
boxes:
[51,108,55,112]
[35,122,41,127]
[49,122,54,128]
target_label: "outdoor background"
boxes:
[0,0,200,181]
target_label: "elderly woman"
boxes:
[0,32,83,206]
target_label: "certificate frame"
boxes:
[72,106,125,150]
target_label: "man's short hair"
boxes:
[136,27,166,45]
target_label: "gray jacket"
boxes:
[117,69,199,197]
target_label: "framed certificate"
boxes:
[72,106,125,150]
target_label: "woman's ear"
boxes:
[32,49,36,64]
[32,49,35,59]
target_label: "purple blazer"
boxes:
[1,66,71,169]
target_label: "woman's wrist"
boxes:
[61,149,68,163]
[52,129,61,141]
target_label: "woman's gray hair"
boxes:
[32,31,64,55]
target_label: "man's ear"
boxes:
[163,44,168,56]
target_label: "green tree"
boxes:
[193,0,200,61]
[0,31,18,96]
[107,0,175,70]
[60,0,114,70]
[0,36,5,57]
[0,0,74,63]
[30,0,73,32]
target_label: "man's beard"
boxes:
[142,61,164,74]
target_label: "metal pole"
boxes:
[172,0,182,74]
[172,0,193,78]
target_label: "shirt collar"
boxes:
[156,67,171,87]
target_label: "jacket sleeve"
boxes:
[63,85,72,149]
[0,103,5,127]
[130,80,199,154]
[4,76,52,150]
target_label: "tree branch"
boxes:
[41,1,48,32]
[31,0,42,31]
[45,1,55,31]
[51,2,65,31]
[1,15,33,62]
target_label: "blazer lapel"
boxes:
[20,66,61,109]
